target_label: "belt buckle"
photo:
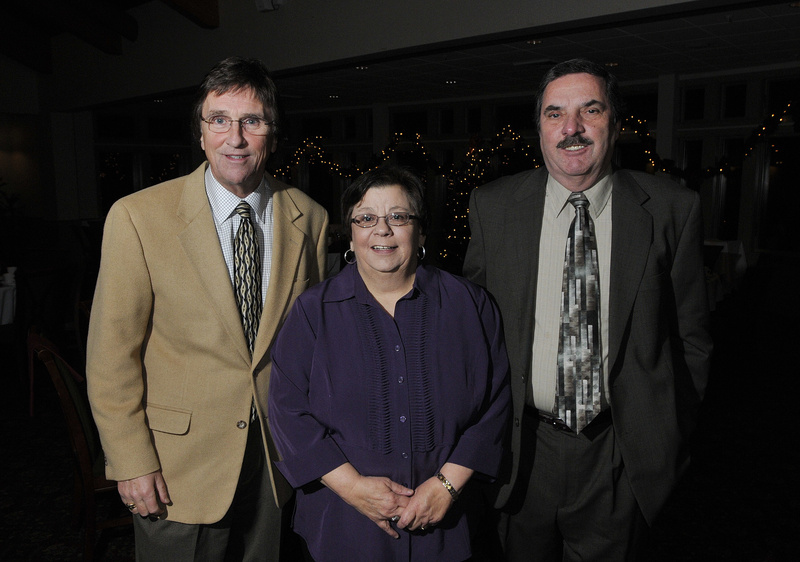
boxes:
[539,413,571,432]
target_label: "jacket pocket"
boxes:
[146,403,192,435]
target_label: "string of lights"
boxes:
[268,104,792,265]
[619,101,793,179]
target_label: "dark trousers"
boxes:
[132,418,286,561]
[502,409,648,562]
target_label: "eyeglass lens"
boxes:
[352,213,413,227]
[205,117,271,134]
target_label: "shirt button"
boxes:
[395,345,401,351]
[400,415,406,423]
[401,453,408,459]
[237,420,247,429]
[398,376,404,383]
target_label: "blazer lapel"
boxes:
[608,170,652,372]
[177,165,252,364]
[251,176,305,365]
[514,168,546,336]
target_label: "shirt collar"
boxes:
[546,167,612,220]
[324,263,441,308]
[204,165,271,225]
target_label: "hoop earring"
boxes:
[344,249,356,264]
[418,246,426,261]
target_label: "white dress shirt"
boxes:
[204,166,274,305]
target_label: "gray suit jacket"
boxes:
[463,166,712,524]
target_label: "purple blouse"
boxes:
[268,264,510,561]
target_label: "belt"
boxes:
[524,405,612,440]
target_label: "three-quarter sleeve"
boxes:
[442,288,511,478]
[268,298,349,487]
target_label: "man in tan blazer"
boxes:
[87,57,329,560]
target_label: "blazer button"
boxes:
[237,420,247,429]
[514,417,520,427]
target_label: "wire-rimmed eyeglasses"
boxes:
[202,115,277,135]
[351,213,418,228]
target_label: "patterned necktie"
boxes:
[555,192,603,432]
[233,201,262,355]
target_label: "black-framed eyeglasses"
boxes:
[351,213,418,228]
[202,115,276,135]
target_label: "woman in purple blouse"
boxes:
[268,165,510,561]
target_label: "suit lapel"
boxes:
[251,175,305,365]
[514,168,547,285]
[492,168,546,406]
[515,168,546,336]
[608,170,652,372]
[177,164,252,364]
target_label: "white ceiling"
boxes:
[273,2,800,111]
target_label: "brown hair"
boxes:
[191,56,281,141]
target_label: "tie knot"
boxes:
[568,192,589,210]
[235,201,252,220]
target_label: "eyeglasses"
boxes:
[202,115,276,135]
[351,213,418,228]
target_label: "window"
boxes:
[302,117,332,139]
[392,110,428,135]
[683,88,705,121]
[467,107,481,134]
[624,92,658,123]
[440,109,454,134]
[723,84,747,119]
[496,104,536,132]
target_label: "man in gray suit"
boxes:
[464,59,712,561]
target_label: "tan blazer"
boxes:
[86,163,329,524]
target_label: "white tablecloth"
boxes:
[0,285,16,325]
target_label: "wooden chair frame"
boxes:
[28,330,131,561]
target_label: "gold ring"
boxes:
[126,503,136,511]
[420,525,427,531]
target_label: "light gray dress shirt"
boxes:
[530,170,613,413]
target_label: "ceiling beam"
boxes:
[161,0,219,29]
[0,13,53,73]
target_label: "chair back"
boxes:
[28,331,104,479]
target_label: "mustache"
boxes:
[556,135,593,149]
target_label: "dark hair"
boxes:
[535,58,625,130]
[191,56,281,142]
[341,165,429,241]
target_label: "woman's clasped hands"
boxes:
[321,463,456,539]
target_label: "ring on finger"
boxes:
[390,515,400,523]
[125,503,136,512]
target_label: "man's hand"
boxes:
[118,470,170,517]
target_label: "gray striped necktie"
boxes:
[233,201,262,355]
[555,192,603,432]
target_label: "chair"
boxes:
[27,329,131,561]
